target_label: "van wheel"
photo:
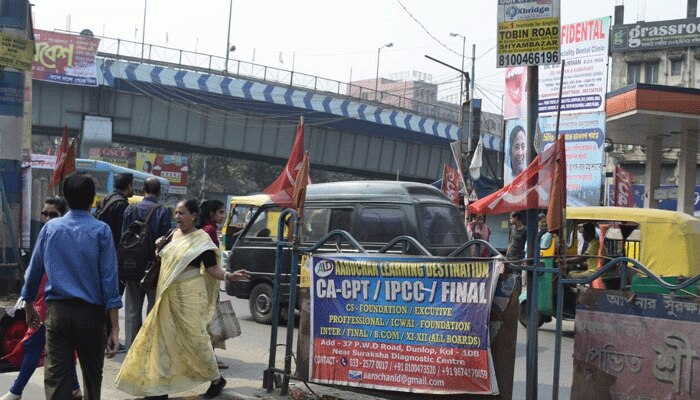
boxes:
[250,283,274,324]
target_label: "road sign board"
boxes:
[497,0,561,68]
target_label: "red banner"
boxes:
[614,164,635,207]
[88,147,132,167]
[441,164,461,206]
[32,30,100,86]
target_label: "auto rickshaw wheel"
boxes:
[518,300,546,328]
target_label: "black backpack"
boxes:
[94,193,127,222]
[117,204,160,281]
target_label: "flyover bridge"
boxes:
[32,33,503,181]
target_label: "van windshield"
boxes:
[419,205,468,246]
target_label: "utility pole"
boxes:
[225,0,233,72]
[141,0,147,58]
[467,44,476,156]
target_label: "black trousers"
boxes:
[45,299,107,400]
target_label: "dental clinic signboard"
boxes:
[612,18,700,52]
[497,0,560,68]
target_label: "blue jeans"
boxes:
[9,326,80,396]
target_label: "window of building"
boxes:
[645,62,659,84]
[671,59,682,76]
[627,63,641,85]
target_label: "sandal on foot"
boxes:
[203,377,227,398]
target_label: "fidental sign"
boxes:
[612,18,700,51]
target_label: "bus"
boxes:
[74,159,171,207]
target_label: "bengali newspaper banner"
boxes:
[539,112,605,206]
[32,30,100,86]
[497,0,560,68]
[573,290,700,399]
[539,17,610,115]
[310,255,500,395]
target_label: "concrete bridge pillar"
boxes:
[643,135,663,209]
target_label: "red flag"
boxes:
[546,136,566,234]
[292,152,310,219]
[264,118,307,208]
[440,164,461,206]
[614,164,635,207]
[469,135,566,215]
[50,126,70,191]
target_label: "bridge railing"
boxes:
[54,30,460,124]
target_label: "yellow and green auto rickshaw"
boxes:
[519,206,700,328]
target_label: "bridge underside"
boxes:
[32,79,453,181]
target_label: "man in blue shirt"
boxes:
[121,177,171,349]
[22,173,122,400]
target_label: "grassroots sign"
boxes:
[309,254,500,395]
[497,0,561,68]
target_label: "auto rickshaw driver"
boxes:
[561,222,607,279]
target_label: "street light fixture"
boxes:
[375,42,393,98]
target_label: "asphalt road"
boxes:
[0,291,574,399]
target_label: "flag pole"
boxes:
[554,60,566,262]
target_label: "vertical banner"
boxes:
[573,290,700,399]
[613,165,635,207]
[539,113,605,206]
[539,17,611,115]
[310,255,501,395]
[503,118,527,185]
[32,30,100,86]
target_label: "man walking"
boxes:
[121,177,171,349]
[22,173,122,400]
[506,211,527,262]
[95,173,134,250]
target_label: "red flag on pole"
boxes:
[264,118,308,208]
[614,164,635,207]
[546,135,566,234]
[292,152,310,219]
[50,126,70,191]
[468,135,566,216]
[440,164,461,206]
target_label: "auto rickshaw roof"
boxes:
[566,207,700,277]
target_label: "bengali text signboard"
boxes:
[539,112,605,206]
[310,255,500,395]
[32,30,100,86]
[574,290,700,399]
[497,0,560,68]
[539,17,610,115]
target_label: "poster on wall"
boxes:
[539,112,605,206]
[539,17,611,115]
[32,30,100,86]
[310,254,500,395]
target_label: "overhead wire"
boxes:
[395,0,461,57]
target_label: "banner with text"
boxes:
[310,255,500,395]
[32,30,100,86]
[573,290,700,399]
[88,147,132,167]
[497,0,560,68]
[539,17,610,115]
[136,152,189,195]
[539,112,605,206]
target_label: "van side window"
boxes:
[356,207,406,243]
[302,208,353,243]
[244,208,281,239]
[419,205,468,246]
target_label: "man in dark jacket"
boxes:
[95,173,134,247]
[121,177,171,349]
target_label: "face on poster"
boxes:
[539,112,605,206]
[136,152,157,174]
[504,119,528,185]
[504,67,527,120]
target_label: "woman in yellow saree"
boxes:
[115,199,249,399]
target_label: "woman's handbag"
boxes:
[139,229,175,290]
[207,300,242,349]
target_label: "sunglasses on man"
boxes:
[41,211,60,218]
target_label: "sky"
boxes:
[30,0,696,114]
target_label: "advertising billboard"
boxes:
[32,30,100,86]
[497,0,560,68]
[612,18,700,52]
[136,152,189,195]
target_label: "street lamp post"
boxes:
[141,0,147,58]
[449,33,466,111]
[375,42,393,100]
[225,0,233,72]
